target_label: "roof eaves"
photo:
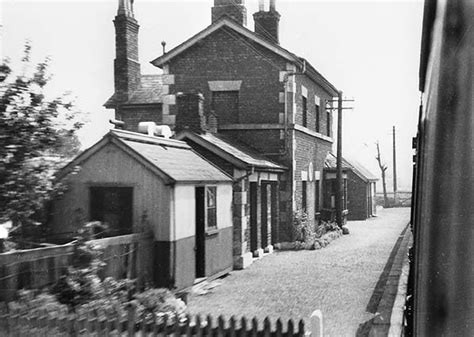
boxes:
[176,131,249,170]
[151,18,300,68]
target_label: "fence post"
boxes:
[127,302,136,336]
[307,310,323,337]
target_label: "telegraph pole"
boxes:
[335,91,343,227]
[327,92,354,228]
[392,125,398,204]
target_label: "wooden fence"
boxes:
[0,303,325,336]
[0,233,154,302]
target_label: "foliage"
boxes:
[315,220,340,238]
[10,223,186,323]
[0,42,84,244]
[292,210,314,243]
[133,288,187,324]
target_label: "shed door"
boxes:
[90,187,133,236]
[195,187,206,278]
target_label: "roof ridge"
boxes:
[110,129,190,149]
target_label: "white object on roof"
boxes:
[138,122,172,139]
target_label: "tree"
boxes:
[375,141,389,208]
[0,43,84,244]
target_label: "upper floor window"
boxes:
[326,111,331,137]
[315,104,320,133]
[302,96,308,127]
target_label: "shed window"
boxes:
[90,186,133,236]
[206,186,217,229]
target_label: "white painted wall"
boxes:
[172,183,233,241]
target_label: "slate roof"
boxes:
[104,75,164,108]
[112,129,231,182]
[177,131,286,172]
[325,152,378,182]
[58,129,231,184]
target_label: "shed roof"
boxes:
[59,129,232,184]
[177,131,286,172]
[104,75,164,108]
[324,153,378,182]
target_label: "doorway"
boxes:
[90,186,133,236]
[195,187,206,278]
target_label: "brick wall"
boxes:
[347,171,369,220]
[167,28,287,127]
[294,74,334,138]
[294,131,332,225]
[118,105,162,132]
[113,16,140,103]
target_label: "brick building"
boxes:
[105,0,339,245]
[324,153,378,221]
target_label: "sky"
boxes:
[1,0,423,191]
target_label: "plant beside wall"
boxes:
[5,225,187,330]
[276,210,342,251]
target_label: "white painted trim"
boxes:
[279,92,285,103]
[314,95,321,105]
[314,170,321,180]
[301,171,308,181]
[301,85,308,98]
[163,94,176,105]
[208,80,242,91]
[162,74,175,85]
[308,162,313,181]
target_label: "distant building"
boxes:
[104,0,340,246]
[51,129,233,290]
[324,153,378,221]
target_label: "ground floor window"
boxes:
[302,181,307,212]
[206,186,217,230]
[90,186,133,236]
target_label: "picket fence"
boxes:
[0,302,324,336]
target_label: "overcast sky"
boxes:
[1,0,423,190]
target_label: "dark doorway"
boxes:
[271,183,279,244]
[90,186,133,236]
[250,182,258,253]
[261,183,271,248]
[195,187,206,278]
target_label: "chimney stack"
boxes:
[113,0,141,103]
[253,0,281,44]
[212,0,247,26]
[175,93,207,134]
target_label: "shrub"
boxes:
[293,210,316,243]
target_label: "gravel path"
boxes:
[187,208,410,336]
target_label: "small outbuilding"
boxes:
[324,153,378,221]
[51,128,233,290]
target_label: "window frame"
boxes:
[302,96,308,128]
[205,186,217,230]
[315,103,320,133]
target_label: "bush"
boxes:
[293,210,316,243]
